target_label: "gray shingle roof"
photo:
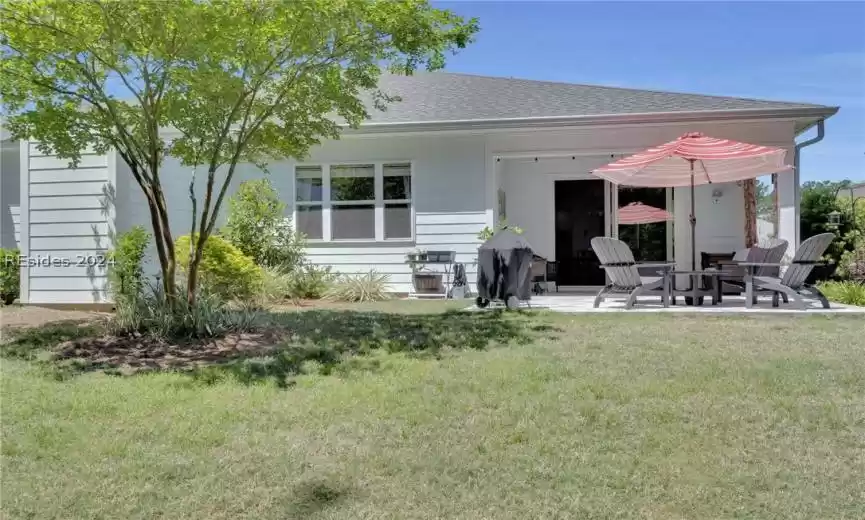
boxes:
[364,72,831,124]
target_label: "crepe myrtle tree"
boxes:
[0,0,477,306]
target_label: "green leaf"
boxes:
[1,0,478,300]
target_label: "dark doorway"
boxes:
[554,180,606,286]
[617,187,669,262]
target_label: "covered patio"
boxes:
[486,120,817,294]
[476,292,865,314]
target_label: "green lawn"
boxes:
[2,304,865,519]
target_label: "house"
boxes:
[1,72,838,304]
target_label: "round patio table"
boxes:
[670,269,723,306]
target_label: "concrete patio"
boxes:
[469,292,865,314]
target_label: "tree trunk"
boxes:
[772,174,779,232]
[145,195,176,301]
[743,179,758,247]
[184,169,218,309]
[183,162,239,308]
[185,249,200,308]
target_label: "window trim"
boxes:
[294,165,325,240]
[292,160,415,243]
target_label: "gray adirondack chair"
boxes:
[721,238,788,301]
[743,233,834,309]
[590,237,675,309]
[750,238,789,277]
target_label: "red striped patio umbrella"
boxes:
[617,202,673,225]
[593,132,793,269]
[617,202,672,250]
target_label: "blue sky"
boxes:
[438,1,865,183]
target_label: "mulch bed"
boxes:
[54,329,290,375]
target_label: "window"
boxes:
[383,163,412,239]
[295,166,323,239]
[331,164,375,240]
[293,162,413,242]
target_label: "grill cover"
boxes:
[476,230,535,301]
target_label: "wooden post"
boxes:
[743,179,758,246]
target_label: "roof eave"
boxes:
[344,106,840,134]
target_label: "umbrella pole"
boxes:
[690,160,697,271]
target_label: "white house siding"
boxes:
[40,117,797,303]
[672,181,745,267]
[299,135,486,293]
[1,141,21,249]
[121,133,488,294]
[23,143,114,304]
[499,155,616,261]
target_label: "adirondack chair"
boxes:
[590,237,675,309]
[719,238,789,301]
[743,233,835,309]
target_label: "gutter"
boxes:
[794,119,826,170]
[342,106,839,134]
[790,119,827,243]
[153,105,839,140]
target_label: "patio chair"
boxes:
[590,237,675,309]
[743,233,835,309]
[717,238,788,302]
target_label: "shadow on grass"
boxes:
[0,320,104,361]
[190,309,552,387]
[1,309,557,386]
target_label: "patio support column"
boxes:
[777,145,799,257]
[484,144,497,227]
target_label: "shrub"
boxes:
[175,234,263,301]
[222,179,306,270]
[109,281,266,339]
[838,238,865,282]
[818,281,865,307]
[325,270,391,302]
[286,264,335,300]
[0,247,20,305]
[107,226,150,306]
[800,182,865,269]
[258,265,294,304]
[254,264,335,305]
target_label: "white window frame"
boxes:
[329,163,376,241]
[381,162,414,241]
[293,160,415,243]
[294,165,326,241]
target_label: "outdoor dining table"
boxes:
[670,269,723,306]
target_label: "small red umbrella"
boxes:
[617,202,673,225]
[617,202,672,249]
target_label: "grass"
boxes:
[2,303,865,519]
[819,280,865,306]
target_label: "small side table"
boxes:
[671,269,723,306]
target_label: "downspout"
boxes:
[795,119,826,174]
[790,119,826,243]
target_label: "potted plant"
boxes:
[412,271,442,293]
[477,219,523,241]
[406,248,428,272]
